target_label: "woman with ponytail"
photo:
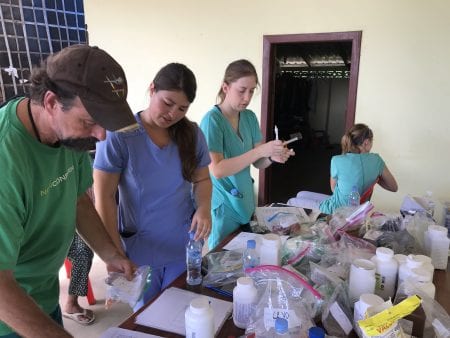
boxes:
[93,63,212,307]
[288,123,397,214]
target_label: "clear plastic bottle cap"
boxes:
[376,247,394,260]
[274,317,288,334]
[189,231,195,240]
[308,326,326,338]
[247,239,256,249]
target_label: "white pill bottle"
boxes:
[185,297,214,338]
[233,277,258,329]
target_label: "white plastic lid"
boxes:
[189,297,210,314]
[236,277,255,289]
[406,255,423,268]
[262,233,281,246]
[394,254,408,265]
[415,255,433,265]
[359,293,384,308]
[353,258,376,271]
[376,247,394,260]
[409,267,432,282]
[428,224,448,237]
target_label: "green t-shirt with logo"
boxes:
[0,98,93,334]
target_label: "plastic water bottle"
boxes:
[243,239,259,271]
[348,185,360,207]
[186,232,203,285]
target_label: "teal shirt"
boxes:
[200,106,262,224]
[0,98,92,335]
[319,153,385,214]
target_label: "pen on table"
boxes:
[274,125,279,140]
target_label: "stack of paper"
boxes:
[135,287,232,336]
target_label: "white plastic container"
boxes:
[354,294,384,338]
[185,297,214,338]
[398,255,423,285]
[415,254,435,279]
[259,233,281,266]
[393,254,407,266]
[233,277,258,329]
[371,247,398,300]
[407,267,436,299]
[348,259,376,304]
[425,225,450,270]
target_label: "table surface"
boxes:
[119,231,450,338]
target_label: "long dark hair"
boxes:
[341,123,373,154]
[153,63,198,181]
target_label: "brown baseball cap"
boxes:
[46,44,137,132]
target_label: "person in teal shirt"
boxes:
[288,123,398,214]
[200,59,295,250]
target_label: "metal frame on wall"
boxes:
[0,0,86,102]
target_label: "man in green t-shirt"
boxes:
[0,45,138,337]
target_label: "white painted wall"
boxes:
[85,0,450,212]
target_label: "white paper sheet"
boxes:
[222,231,288,252]
[99,327,162,338]
[135,287,232,336]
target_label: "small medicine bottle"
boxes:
[371,247,398,300]
[259,233,281,266]
[233,277,258,329]
[185,297,214,338]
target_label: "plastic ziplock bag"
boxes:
[321,283,354,337]
[245,266,318,337]
[246,265,323,322]
[105,265,151,308]
[202,250,244,287]
[395,281,450,338]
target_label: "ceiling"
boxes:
[276,41,352,69]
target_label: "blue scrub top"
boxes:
[200,106,262,224]
[94,113,211,268]
[320,152,385,214]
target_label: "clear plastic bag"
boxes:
[245,266,318,337]
[395,281,450,338]
[105,265,151,308]
[321,283,354,337]
[202,250,244,287]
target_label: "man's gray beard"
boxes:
[58,137,98,152]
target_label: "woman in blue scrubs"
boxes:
[200,59,295,250]
[93,63,212,308]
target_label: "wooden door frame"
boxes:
[258,31,362,206]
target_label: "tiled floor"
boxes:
[59,255,133,338]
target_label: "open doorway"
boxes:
[258,31,362,205]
